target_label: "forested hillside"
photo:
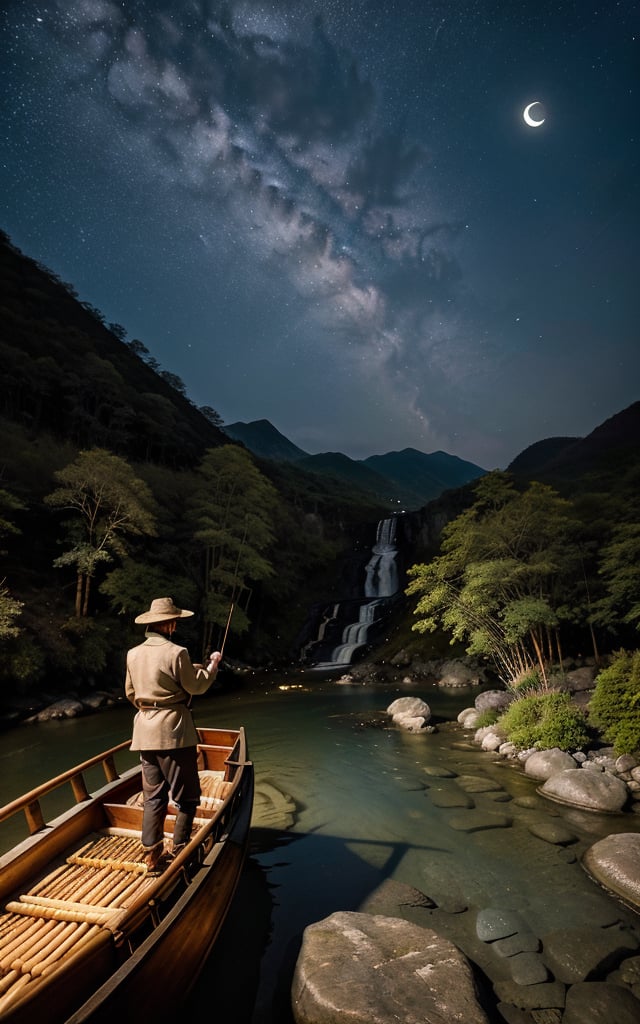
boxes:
[0,231,386,705]
[1,228,638,715]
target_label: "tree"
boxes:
[0,582,23,639]
[159,370,187,395]
[406,472,584,687]
[45,449,158,616]
[108,322,127,341]
[0,486,25,638]
[189,445,278,655]
[199,405,225,429]
[596,522,640,633]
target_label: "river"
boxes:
[1,674,639,1023]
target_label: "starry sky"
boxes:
[1,1,638,469]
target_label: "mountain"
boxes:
[224,419,309,461]
[364,448,487,507]
[0,230,228,467]
[507,437,579,478]
[507,402,640,496]
[296,452,396,499]
[225,419,486,509]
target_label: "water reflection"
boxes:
[1,677,639,1023]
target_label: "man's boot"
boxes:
[143,840,165,873]
[171,808,195,855]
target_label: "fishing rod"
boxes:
[218,518,249,659]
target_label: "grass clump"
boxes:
[589,650,640,755]
[474,709,500,729]
[499,691,589,752]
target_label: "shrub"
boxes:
[509,666,544,695]
[589,650,640,755]
[499,691,589,751]
[474,709,500,729]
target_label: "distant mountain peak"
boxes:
[224,419,309,462]
[224,419,486,510]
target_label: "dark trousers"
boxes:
[140,746,201,851]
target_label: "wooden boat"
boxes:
[0,726,253,1023]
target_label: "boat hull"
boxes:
[66,764,254,1023]
[0,727,254,1024]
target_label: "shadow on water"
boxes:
[186,824,452,1024]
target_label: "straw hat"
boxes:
[134,597,194,625]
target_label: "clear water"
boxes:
[1,676,639,1023]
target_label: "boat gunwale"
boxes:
[0,726,253,1023]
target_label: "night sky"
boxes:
[1,1,638,468]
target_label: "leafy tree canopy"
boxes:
[45,448,158,616]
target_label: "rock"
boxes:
[524,749,578,781]
[394,713,431,732]
[33,697,85,721]
[562,981,640,1023]
[561,666,597,692]
[429,788,475,809]
[618,954,640,984]
[477,908,527,942]
[455,774,505,794]
[582,833,640,911]
[481,731,505,752]
[447,810,512,832]
[437,660,483,687]
[387,696,431,730]
[540,769,629,813]
[291,911,489,1024]
[616,754,638,773]
[492,980,566,1010]
[423,765,458,778]
[541,925,639,983]
[527,820,578,845]
[474,689,514,713]
[492,930,540,957]
[508,951,548,985]
[458,707,482,728]
[389,649,412,667]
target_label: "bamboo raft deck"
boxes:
[0,729,252,1023]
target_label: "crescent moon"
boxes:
[523,101,545,127]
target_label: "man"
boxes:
[125,596,222,872]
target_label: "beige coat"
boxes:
[125,632,216,750]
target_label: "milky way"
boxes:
[1,1,638,466]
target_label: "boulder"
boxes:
[561,666,597,692]
[541,925,639,983]
[540,769,629,813]
[32,697,85,722]
[437,660,483,687]
[474,689,513,713]
[457,707,482,728]
[523,748,577,781]
[480,730,504,752]
[582,833,640,911]
[563,981,640,1023]
[387,697,431,731]
[527,820,577,845]
[291,911,489,1024]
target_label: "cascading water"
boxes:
[303,517,402,668]
[364,517,399,598]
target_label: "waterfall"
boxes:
[364,517,399,598]
[303,517,401,668]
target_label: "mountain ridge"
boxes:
[224,418,487,510]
